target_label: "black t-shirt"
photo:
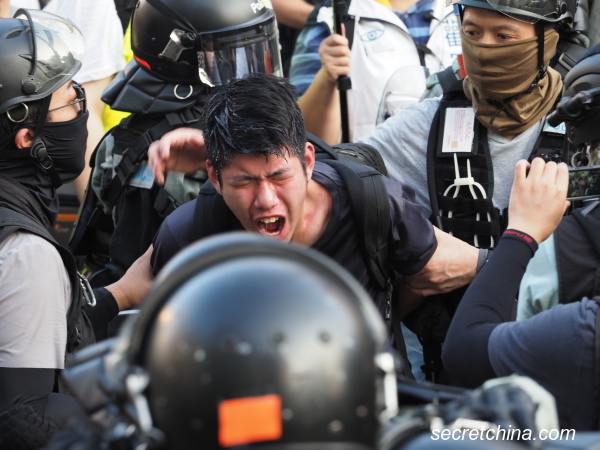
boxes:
[151,162,436,318]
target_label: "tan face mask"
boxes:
[461,28,562,136]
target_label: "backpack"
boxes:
[189,133,414,378]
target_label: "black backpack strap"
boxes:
[191,182,241,243]
[322,159,391,292]
[104,108,200,207]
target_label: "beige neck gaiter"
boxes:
[461,28,562,136]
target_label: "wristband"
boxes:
[502,229,538,255]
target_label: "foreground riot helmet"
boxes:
[0,9,84,116]
[131,0,283,86]
[121,233,395,449]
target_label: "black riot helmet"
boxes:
[62,233,399,449]
[450,0,576,25]
[130,0,283,86]
[0,9,84,116]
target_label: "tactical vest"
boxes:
[405,79,568,382]
[70,103,206,285]
[0,207,95,390]
[427,79,568,249]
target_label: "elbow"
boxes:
[441,331,481,388]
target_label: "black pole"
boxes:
[333,0,352,143]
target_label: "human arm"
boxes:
[271,0,315,29]
[297,34,350,145]
[442,158,569,387]
[404,227,479,296]
[147,128,207,185]
[104,245,154,311]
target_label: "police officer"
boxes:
[71,0,283,295]
[0,10,152,448]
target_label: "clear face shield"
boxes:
[197,17,282,87]
[13,8,85,94]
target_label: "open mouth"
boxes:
[257,216,284,236]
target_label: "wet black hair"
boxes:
[202,73,307,176]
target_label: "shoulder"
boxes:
[0,231,70,369]
[152,199,201,276]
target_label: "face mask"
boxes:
[461,28,559,101]
[461,28,562,135]
[39,110,89,184]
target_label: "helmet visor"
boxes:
[484,0,561,23]
[14,9,84,93]
[197,17,282,87]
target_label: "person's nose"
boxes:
[254,181,279,210]
[480,32,495,44]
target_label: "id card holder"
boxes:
[437,105,478,158]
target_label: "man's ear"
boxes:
[304,142,316,180]
[14,128,34,149]
[206,160,222,195]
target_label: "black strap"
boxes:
[323,159,390,290]
[104,108,200,207]
[191,183,241,242]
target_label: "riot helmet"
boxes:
[451,0,576,25]
[0,9,84,116]
[131,0,283,86]
[62,233,399,449]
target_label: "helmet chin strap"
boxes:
[524,22,548,94]
[30,95,62,188]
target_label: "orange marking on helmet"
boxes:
[218,394,283,447]
[134,55,151,70]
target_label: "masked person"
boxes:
[0,10,152,448]
[355,0,579,383]
[70,0,283,305]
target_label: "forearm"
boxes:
[298,67,342,145]
[271,0,315,29]
[86,287,120,341]
[442,232,538,386]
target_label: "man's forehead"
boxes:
[222,150,298,171]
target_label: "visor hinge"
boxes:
[159,29,195,62]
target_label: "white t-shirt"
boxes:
[0,232,71,369]
[44,0,126,84]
